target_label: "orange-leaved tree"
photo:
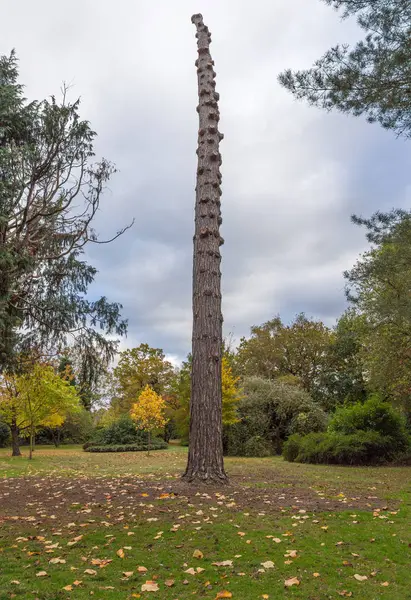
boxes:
[130,385,168,455]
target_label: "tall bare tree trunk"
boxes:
[182,14,228,485]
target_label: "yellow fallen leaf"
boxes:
[164,579,175,587]
[262,596,269,599]
[381,582,390,587]
[261,561,275,569]
[36,571,48,577]
[49,558,66,564]
[354,574,368,582]
[215,592,232,599]
[11,581,20,585]
[141,581,159,592]
[313,572,320,577]
[284,577,300,587]
[213,560,233,567]
[63,585,73,591]
[185,567,197,575]
[123,571,134,577]
[84,569,97,575]
[116,548,125,558]
[73,580,82,586]
[193,549,204,559]
[138,566,148,573]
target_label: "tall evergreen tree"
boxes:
[279,0,411,138]
[0,52,131,373]
[182,15,228,484]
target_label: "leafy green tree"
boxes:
[279,1,411,138]
[319,310,368,409]
[0,362,81,458]
[237,314,332,400]
[0,52,131,373]
[112,344,175,414]
[345,210,411,419]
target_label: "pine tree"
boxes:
[279,1,411,138]
[0,52,131,373]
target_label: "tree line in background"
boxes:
[3,201,411,463]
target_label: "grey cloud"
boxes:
[3,0,411,361]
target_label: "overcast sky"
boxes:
[3,1,411,364]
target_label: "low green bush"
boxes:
[283,430,404,465]
[329,394,409,451]
[0,421,11,448]
[243,435,271,457]
[84,440,168,453]
[88,415,151,447]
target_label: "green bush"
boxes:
[329,395,409,451]
[0,421,10,448]
[84,441,168,453]
[243,435,271,457]
[283,430,404,465]
[89,415,150,447]
[224,377,328,456]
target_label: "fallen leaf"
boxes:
[116,548,125,558]
[138,566,148,573]
[261,561,275,569]
[164,579,175,587]
[381,582,390,587]
[313,572,320,577]
[193,549,204,559]
[185,568,196,575]
[49,558,66,564]
[123,571,134,577]
[10,581,20,585]
[84,569,97,575]
[284,577,300,587]
[141,581,159,592]
[63,585,73,591]
[215,592,232,599]
[213,560,233,567]
[36,571,48,578]
[354,574,368,582]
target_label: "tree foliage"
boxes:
[279,0,411,138]
[112,344,174,414]
[237,314,332,400]
[345,210,411,417]
[0,51,131,373]
[0,361,81,457]
[130,385,168,454]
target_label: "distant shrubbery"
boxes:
[283,396,410,465]
[224,377,328,456]
[0,421,10,448]
[82,414,168,453]
[84,441,168,453]
[89,415,151,447]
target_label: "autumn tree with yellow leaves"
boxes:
[0,363,81,458]
[130,385,168,455]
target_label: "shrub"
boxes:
[243,435,271,457]
[224,377,328,456]
[90,415,150,447]
[0,421,10,448]
[283,430,404,465]
[84,440,168,453]
[329,395,409,453]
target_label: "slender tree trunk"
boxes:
[10,419,21,457]
[29,427,34,460]
[148,431,151,456]
[182,14,228,485]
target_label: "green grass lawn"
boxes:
[1,445,410,599]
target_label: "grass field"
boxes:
[1,445,410,599]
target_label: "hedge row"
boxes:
[84,441,168,453]
[283,431,407,465]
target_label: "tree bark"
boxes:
[10,419,21,457]
[29,426,34,460]
[182,14,228,485]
